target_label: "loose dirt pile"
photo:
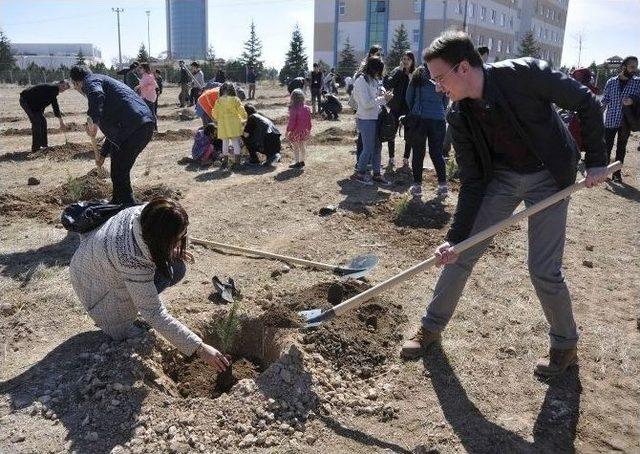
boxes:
[309,127,355,145]
[0,142,94,163]
[153,129,194,142]
[0,171,184,223]
[1,122,85,136]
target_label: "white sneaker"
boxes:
[437,184,449,196]
[409,184,422,197]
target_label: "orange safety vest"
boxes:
[198,88,220,115]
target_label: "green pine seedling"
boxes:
[214,301,240,355]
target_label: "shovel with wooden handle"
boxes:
[190,236,379,279]
[299,161,623,328]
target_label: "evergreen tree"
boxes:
[279,24,308,84]
[336,37,357,78]
[75,49,86,65]
[0,30,16,69]
[386,23,411,69]
[517,31,541,59]
[136,43,149,62]
[240,21,265,75]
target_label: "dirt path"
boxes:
[1,83,639,453]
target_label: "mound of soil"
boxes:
[162,354,260,398]
[1,122,85,136]
[0,142,94,163]
[309,127,355,145]
[153,129,194,142]
[270,281,407,377]
[0,171,183,223]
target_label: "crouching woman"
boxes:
[69,197,229,372]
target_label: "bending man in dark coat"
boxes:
[19,80,70,151]
[70,65,155,205]
[242,104,282,167]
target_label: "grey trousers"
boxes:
[422,166,578,349]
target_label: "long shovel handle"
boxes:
[321,161,622,321]
[86,117,100,165]
[190,236,343,273]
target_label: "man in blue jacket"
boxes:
[400,31,609,378]
[70,65,155,205]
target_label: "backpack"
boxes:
[61,200,128,233]
[377,106,397,142]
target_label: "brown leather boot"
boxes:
[534,347,578,377]
[400,327,441,359]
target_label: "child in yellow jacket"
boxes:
[211,82,247,168]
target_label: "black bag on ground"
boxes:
[61,200,128,233]
[378,106,397,142]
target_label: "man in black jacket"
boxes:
[70,65,155,205]
[242,104,281,167]
[400,31,609,377]
[19,80,70,151]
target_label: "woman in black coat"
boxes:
[383,51,416,168]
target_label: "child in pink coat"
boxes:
[286,88,312,168]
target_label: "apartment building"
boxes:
[314,0,569,68]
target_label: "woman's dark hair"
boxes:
[70,65,92,82]
[477,46,489,56]
[410,63,432,86]
[424,30,483,68]
[621,56,638,67]
[204,122,217,138]
[220,81,236,96]
[368,44,383,57]
[401,51,416,74]
[363,56,384,81]
[244,103,257,116]
[190,61,200,68]
[140,62,151,73]
[140,198,189,278]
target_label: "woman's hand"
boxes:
[197,344,230,372]
[181,250,195,263]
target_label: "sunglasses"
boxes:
[429,63,461,87]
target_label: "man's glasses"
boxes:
[429,63,461,87]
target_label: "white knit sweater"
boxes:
[69,206,202,356]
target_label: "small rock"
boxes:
[239,434,257,448]
[38,394,51,404]
[27,177,40,186]
[585,245,594,251]
[0,303,15,316]
[112,382,124,392]
[318,205,337,216]
[11,434,26,443]
[168,441,190,454]
[503,346,516,356]
[85,432,99,442]
[280,369,292,384]
[366,388,378,400]
[582,260,594,268]
[305,434,317,445]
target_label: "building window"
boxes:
[414,0,421,14]
[490,9,496,23]
[469,3,475,18]
[488,37,493,50]
[546,8,550,18]
[480,6,486,20]
[509,16,513,29]
[497,39,502,52]
[367,0,387,49]
[339,0,345,15]
[538,28,542,38]
[544,28,548,40]
[551,10,555,21]
[479,35,485,45]
[500,13,506,26]
[457,0,463,15]
[506,42,510,54]
[413,29,420,44]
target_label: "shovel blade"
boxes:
[334,254,379,278]
[297,308,336,329]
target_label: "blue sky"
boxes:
[0,0,638,69]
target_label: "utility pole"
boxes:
[462,0,469,32]
[576,33,584,67]
[112,7,124,69]
[145,10,151,59]
[442,0,448,31]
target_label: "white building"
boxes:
[11,43,103,69]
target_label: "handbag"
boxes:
[378,106,397,142]
[401,80,422,143]
[61,200,129,233]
